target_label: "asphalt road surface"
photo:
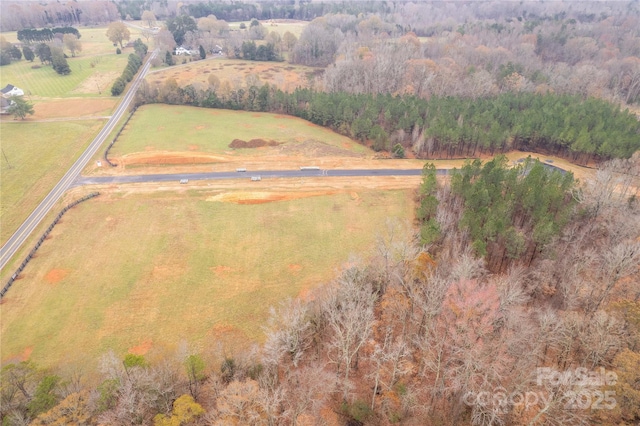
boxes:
[0,49,160,271]
[74,168,448,186]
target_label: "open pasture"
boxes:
[0,120,105,244]
[0,52,128,98]
[228,20,307,38]
[146,58,322,93]
[0,188,414,370]
[109,105,368,163]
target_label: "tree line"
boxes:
[110,40,148,96]
[2,156,639,425]
[17,27,80,44]
[135,82,640,163]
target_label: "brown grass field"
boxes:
[145,58,323,93]
[0,187,415,371]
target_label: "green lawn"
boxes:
[0,53,128,98]
[0,120,105,244]
[111,104,368,156]
[0,189,413,370]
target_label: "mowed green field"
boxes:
[0,26,144,98]
[111,105,368,155]
[0,120,105,244]
[0,52,128,98]
[0,189,413,370]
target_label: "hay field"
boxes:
[0,120,106,244]
[146,58,322,93]
[109,105,368,162]
[0,188,414,370]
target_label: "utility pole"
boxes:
[1,147,13,169]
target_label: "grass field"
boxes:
[0,120,105,244]
[0,26,146,98]
[0,53,128,98]
[0,188,414,370]
[110,104,368,157]
[146,57,322,93]
[228,20,308,38]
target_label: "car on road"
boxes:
[251,176,261,181]
[180,179,189,184]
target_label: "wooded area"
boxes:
[135,86,640,163]
[2,157,639,425]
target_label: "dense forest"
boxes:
[2,157,639,425]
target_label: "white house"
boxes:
[1,84,24,97]
[175,46,195,55]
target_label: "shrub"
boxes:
[116,47,122,54]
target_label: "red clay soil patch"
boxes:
[121,152,229,166]
[208,190,337,205]
[229,138,280,149]
[44,269,69,284]
[288,264,302,274]
[188,144,199,151]
[212,265,234,276]
[128,339,153,355]
[3,347,33,364]
[195,125,206,130]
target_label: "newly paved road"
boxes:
[0,49,159,271]
[74,168,448,186]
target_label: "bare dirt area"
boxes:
[72,71,120,95]
[206,190,339,204]
[128,339,153,355]
[229,138,280,148]
[44,269,69,284]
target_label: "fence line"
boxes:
[0,192,100,299]
[103,106,138,167]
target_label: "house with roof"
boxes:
[0,97,14,114]
[175,46,196,55]
[1,84,24,98]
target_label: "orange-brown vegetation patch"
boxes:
[2,347,33,364]
[207,190,337,205]
[188,144,199,151]
[121,151,229,166]
[212,265,235,276]
[288,264,302,273]
[229,138,280,149]
[195,125,206,130]
[31,98,116,120]
[44,269,69,284]
[128,339,153,355]
[72,71,120,95]
[206,324,252,354]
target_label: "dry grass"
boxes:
[0,188,414,370]
[146,57,322,93]
[108,105,369,164]
[0,120,105,244]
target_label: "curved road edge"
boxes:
[0,49,159,271]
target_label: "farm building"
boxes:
[1,84,24,97]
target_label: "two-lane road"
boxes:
[74,168,447,186]
[0,49,159,271]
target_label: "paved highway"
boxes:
[74,168,449,186]
[0,49,159,271]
